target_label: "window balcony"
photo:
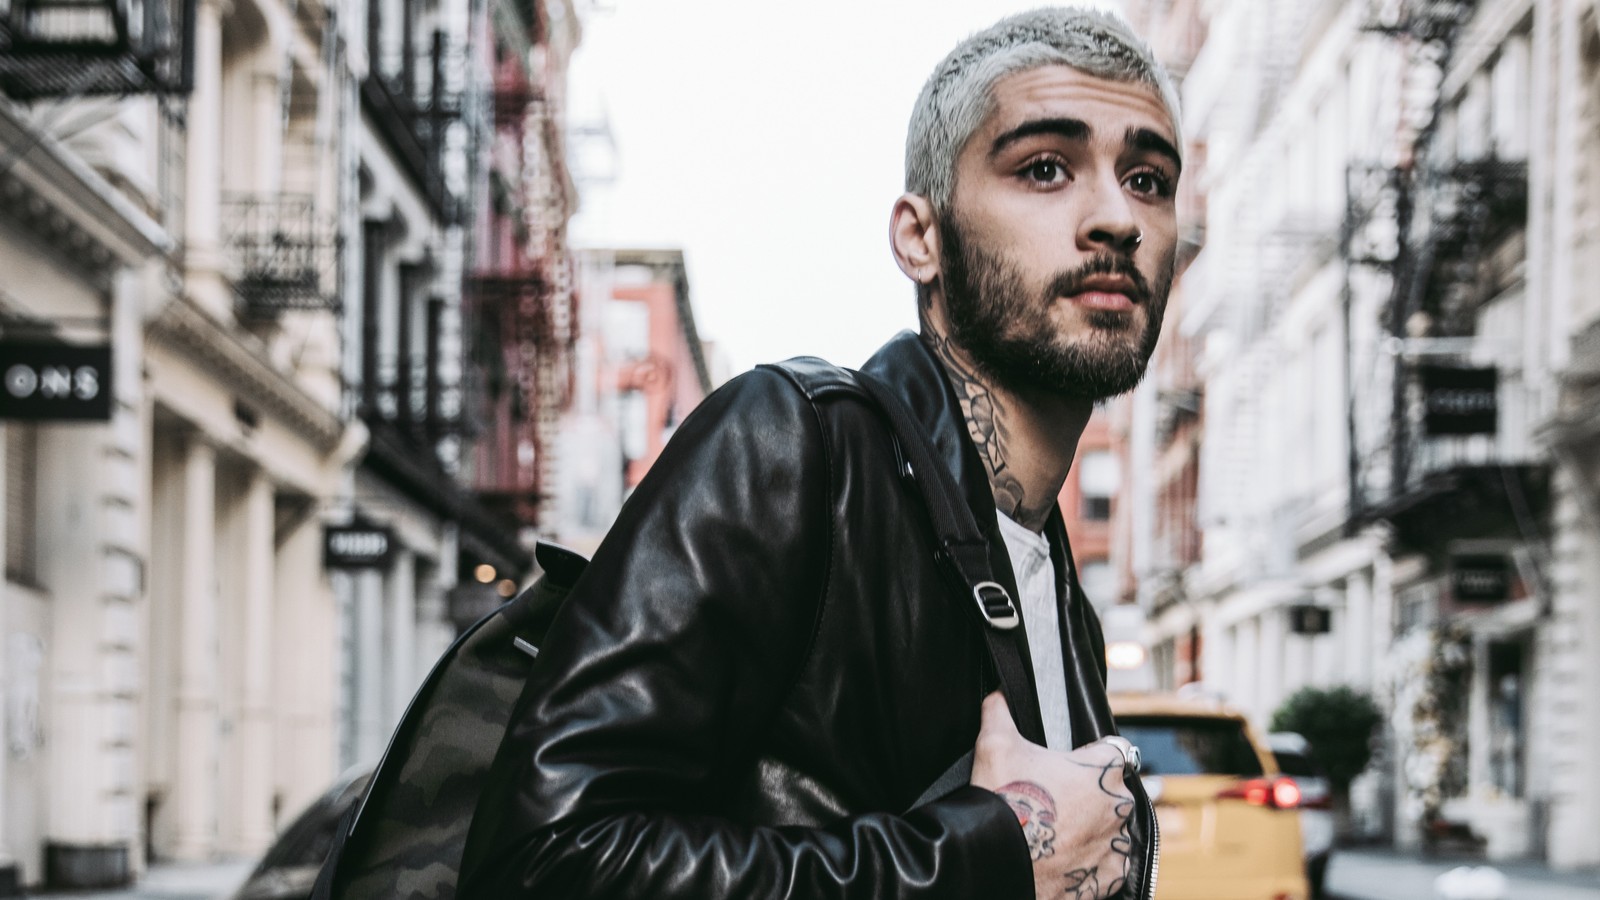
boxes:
[0,0,193,98]
[220,193,339,317]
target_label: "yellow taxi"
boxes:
[1112,692,1310,900]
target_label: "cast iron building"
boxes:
[0,0,583,889]
[1128,0,1600,868]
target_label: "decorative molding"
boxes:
[0,101,172,271]
[146,296,346,453]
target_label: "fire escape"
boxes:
[1343,0,1546,576]
[220,193,339,317]
[465,40,576,531]
[0,0,194,98]
[362,0,462,218]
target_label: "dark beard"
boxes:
[939,213,1171,402]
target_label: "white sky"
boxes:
[566,0,1121,375]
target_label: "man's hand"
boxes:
[969,692,1136,900]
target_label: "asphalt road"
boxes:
[1325,848,1600,900]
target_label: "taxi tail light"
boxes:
[1215,777,1301,809]
[1299,792,1333,810]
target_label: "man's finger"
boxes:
[977,690,1019,738]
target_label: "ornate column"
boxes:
[183,0,230,317]
[171,435,218,861]
[234,471,276,852]
[273,516,337,817]
[353,569,385,764]
[384,548,416,727]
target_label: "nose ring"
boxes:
[1129,231,1144,249]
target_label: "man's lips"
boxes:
[1063,277,1141,311]
[1068,290,1137,311]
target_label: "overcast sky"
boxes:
[566,0,1121,375]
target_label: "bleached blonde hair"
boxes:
[905,7,1182,212]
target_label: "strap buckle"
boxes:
[973,581,1020,631]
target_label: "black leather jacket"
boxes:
[461,333,1138,899]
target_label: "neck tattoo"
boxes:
[920,317,1056,531]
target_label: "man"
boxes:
[460,8,1180,899]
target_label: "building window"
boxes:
[1078,559,1114,609]
[5,424,38,583]
[1078,450,1118,521]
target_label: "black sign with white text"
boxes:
[1419,365,1498,436]
[1451,554,1513,604]
[1288,605,1333,635]
[0,343,113,421]
[324,525,395,569]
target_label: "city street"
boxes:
[3,0,1600,894]
[31,851,1600,900]
[1326,850,1600,900]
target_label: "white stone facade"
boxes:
[1131,0,1600,867]
[0,0,575,888]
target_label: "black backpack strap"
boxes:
[766,358,1045,807]
[850,373,1046,749]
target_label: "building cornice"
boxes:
[0,100,172,273]
[147,295,346,453]
[596,247,714,392]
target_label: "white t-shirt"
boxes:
[996,511,1074,750]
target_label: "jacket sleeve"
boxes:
[459,369,1032,900]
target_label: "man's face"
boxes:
[937,65,1179,401]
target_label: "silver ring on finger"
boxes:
[1101,735,1142,776]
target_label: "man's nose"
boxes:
[1077,173,1142,255]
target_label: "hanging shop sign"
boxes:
[0,342,113,421]
[324,524,395,569]
[1450,553,1513,604]
[1287,604,1333,635]
[1419,365,1498,436]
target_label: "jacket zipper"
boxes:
[1142,792,1160,900]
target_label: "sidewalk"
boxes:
[33,862,252,900]
[1327,848,1600,900]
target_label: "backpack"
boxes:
[308,540,587,900]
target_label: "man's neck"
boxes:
[918,312,1093,532]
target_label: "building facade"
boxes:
[0,0,581,889]
[1128,0,1600,868]
[553,248,714,555]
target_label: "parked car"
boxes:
[228,768,371,900]
[1112,693,1309,900]
[1268,732,1335,897]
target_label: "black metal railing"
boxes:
[0,0,194,98]
[220,193,338,316]
[361,17,463,217]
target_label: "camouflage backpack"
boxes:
[309,540,588,900]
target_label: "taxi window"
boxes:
[1272,748,1323,778]
[1116,716,1265,777]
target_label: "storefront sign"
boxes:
[0,343,113,421]
[1419,365,1498,436]
[1287,604,1332,635]
[1450,554,1513,604]
[324,524,394,568]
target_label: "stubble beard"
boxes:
[938,212,1173,403]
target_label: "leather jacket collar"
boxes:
[860,332,1114,747]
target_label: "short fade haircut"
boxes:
[905,7,1182,213]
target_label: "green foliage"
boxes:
[1270,685,1384,791]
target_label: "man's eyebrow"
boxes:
[1127,127,1182,174]
[988,117,1090,159]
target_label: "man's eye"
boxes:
[1023,159,1066,184]
[1127,171,1173,197]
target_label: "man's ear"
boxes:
[889,193,940,287]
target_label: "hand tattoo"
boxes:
[1053,757,1138,900]
[996,781,1058,861]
